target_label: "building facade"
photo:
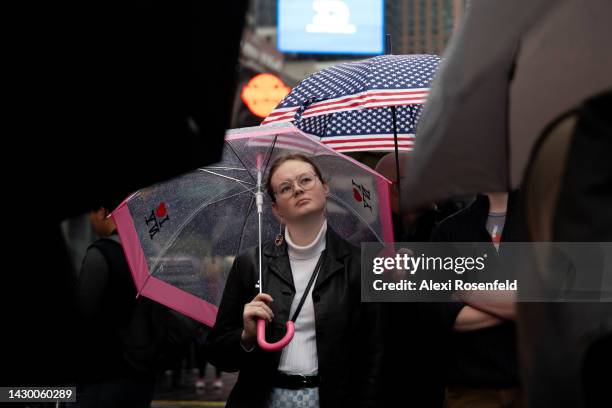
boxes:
[386,0,466,55]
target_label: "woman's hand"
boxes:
[241,293,274,349]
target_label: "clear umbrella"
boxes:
[113,123,393,350]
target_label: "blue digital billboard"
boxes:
[278,0,384,55]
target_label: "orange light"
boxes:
[241,73,291,118]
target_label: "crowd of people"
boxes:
[70,108,612,406]
[69,150,528,408]
[30,1,609,407]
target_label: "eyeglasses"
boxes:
[273,172,319,199]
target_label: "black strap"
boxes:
[290,250,326,323]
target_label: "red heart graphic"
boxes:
[156,203,167,218]
[353,188,363,202]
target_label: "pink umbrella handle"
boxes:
[257,319,295,352]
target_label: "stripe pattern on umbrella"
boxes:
[263,54,440,152]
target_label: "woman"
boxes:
[206,154,381,408]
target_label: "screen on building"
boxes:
[278,0,384,55]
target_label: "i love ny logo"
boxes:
[145,202,170,239]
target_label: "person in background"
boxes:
[73,199,198,407]
[375,152,439,242]
[72,200,157,408]
[194,324,224,390]
[432,192,521,408]
[376,152,451,408]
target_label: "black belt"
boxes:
[272,373,320,389]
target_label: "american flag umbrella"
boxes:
[262,54,441,153]
[112,124,393,344]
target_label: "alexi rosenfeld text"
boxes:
[370,252,517,292]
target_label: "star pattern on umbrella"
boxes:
[279,55,440,108]
[265,54,439,151]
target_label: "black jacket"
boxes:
[431,193,521,388]
[76,236,197,384]
[206,228,382,408]
[77,237,139,382]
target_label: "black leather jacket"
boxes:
[206,227,382,408]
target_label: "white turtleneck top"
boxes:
[277,219,327,375]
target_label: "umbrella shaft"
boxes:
[258,210,263,294]
[257,168,263,294]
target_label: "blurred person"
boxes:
[431,192,521,408]
[72,199,156,408]
[375,152,439,242]
[72,200,197,407]
[518,90,612,408]
[194,324,223,389]
[9,2,249,387]
[376,152,449,407]
[206,153,382,408]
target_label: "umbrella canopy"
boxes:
[402,0,612,208]
[262,54,441,152]
[112,124,393,327]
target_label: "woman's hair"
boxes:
[265,153,325,202]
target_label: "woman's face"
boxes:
[270,160,329,223]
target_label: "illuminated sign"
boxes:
[278,0,384,55]
[241,74,291,118]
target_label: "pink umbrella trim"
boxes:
[112,203,218,327]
